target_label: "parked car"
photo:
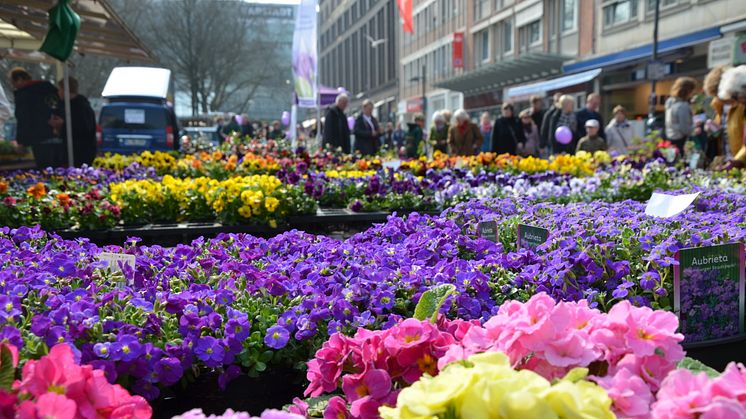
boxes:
[97,67,179,154]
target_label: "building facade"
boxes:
[319,0,400,121]
[565,0,746,119]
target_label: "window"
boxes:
[481,30,490,62]
[519,20,541,50]
[474,0,490,21]
[647,0,679,12]
[603,0,638,27]
[503,20,513,54]
[562,0,576,32]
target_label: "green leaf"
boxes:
[677,357,720,378]
[413,284,456,323]
[0,346,14,391]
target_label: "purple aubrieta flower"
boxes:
[93,342,111,359]
[111,334,143,362]
[155,357,183,386]
[264,325,290,349]
[224,318,251,341]
[194,336,225,368]
[46,255,76,278]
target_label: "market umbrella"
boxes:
[39,0,80,167]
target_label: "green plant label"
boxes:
[517,224,548,251]
[478,220,497,242]
[674,243,745,346]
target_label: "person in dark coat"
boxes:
[222,115,242,137]
[323,94,351,153]
[548,95,579,154]
[540,92,563,154]
[9,67,63,169]
[491,103,525,155]
[353,99,381,155]
[49,77,97,166]
[575,93,605,140]
[240,114,255,138]
[530,95,545,130]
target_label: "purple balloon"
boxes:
[281,111,290,126]
[555,126,573,145]
[347,116,355,130]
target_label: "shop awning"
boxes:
[0,0,155,63]
[563,27,721,75]
[504,68,602,99]
[435,53,567,95]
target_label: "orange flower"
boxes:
[0,181,7,194]
[27,182,46,199]
[192,159,202,169]
[57,193,71,207]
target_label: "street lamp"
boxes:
[647,0,662,133]
[409,64,427,118]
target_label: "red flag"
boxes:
[396,0,413,33]
[452,32,464,68]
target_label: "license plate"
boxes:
[121,138,149,147]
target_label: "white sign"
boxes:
[708,37,735,69]
[98,252,136,284]
[124,109,145,124]
[383,159,401,170]
[645,192,700,218]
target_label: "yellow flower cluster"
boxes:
[380,352,614,419]
[94,151,177,173]
[109,175,284,221]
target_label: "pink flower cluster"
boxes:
[0,343,151,419]
[303,317,477,419]
[437,293,686,418]
[651,363,746,418]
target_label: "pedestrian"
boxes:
[540,92,563,154]
[605,105,634,156]
[404,114,425,158]
[519,109,539,156]
[576,93,605,140]
[240,114,255,138]
[215,116,227,144]
[49,77,97,167]
[530,95,544,129]
[353,99,382,155]
[392,121,406,151]
[429,112,449,154]
[491,103,525,155]
[440,110,452,127]
[268,120,285,140]
[222,115,242,137]
[479,112,493,153]
[448,109,483,156]
[576,119,607,153]
[665,77,697,156]
[549,95,578,154]
[323,93,351,153]
[8,67,63,169]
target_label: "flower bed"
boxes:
[0,185,744,406]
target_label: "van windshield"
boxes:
[100,107,167,130]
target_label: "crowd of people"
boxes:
[320,65,746,171]
[7,67,97,169]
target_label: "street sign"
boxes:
[708,37,735,68]
[646,61,666,81]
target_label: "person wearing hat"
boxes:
[576,119,607,153]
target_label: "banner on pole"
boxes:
[292,0,318,108]
[453,32,464,68]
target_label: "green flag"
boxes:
[39,0,81,61]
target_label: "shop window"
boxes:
[604,0,638,27]
[562,0,576,32]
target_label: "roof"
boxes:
[434,53,567,95]
[102,67,171,99]
[0,0,155,63]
